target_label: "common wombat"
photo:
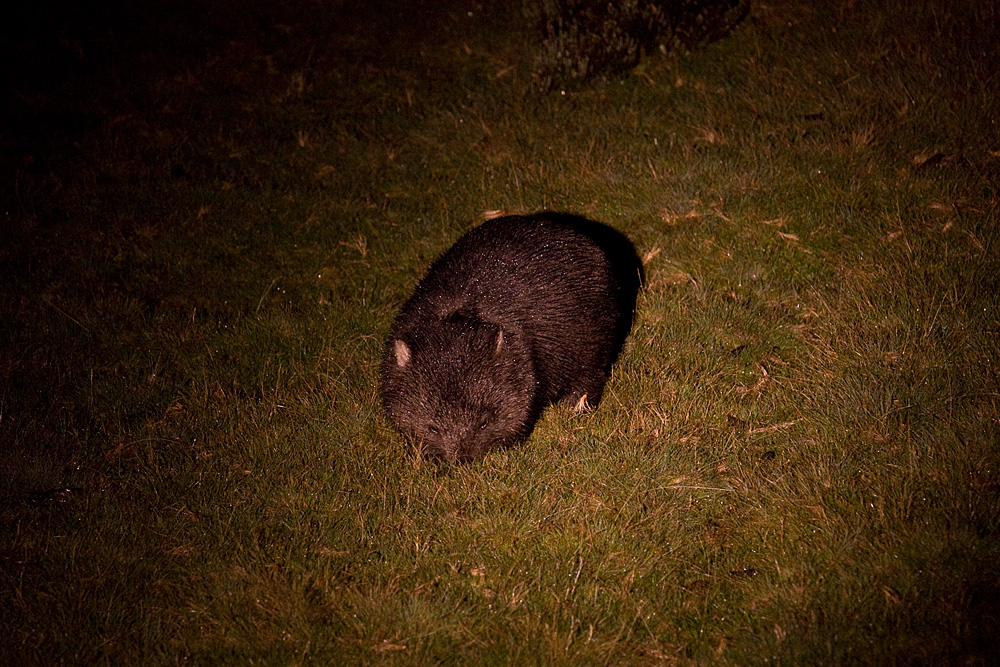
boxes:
[381,212,643,463]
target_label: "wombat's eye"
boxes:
[427,424,440,435]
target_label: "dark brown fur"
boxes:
[381,212,642,463]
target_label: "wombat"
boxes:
[381,212,643,463]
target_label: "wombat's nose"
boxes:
[441,439,473,464]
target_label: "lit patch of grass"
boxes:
[2,0,998,663]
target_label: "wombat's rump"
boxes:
[381,212,642,463]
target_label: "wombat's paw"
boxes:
[570,393,591,413]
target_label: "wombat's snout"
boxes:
[418,423,488,464]
[417,439,470,464]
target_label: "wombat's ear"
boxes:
[392,339,412,367]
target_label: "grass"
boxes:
[2,0,999,663]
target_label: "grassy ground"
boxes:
[2,0,998,663]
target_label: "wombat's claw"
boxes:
[572,394,590,413]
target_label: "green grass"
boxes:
[2,0,999,663]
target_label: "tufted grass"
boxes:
[2,0,998,663]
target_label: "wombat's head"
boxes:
[381,314,538,463]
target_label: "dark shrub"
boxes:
[526,0,751,90]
